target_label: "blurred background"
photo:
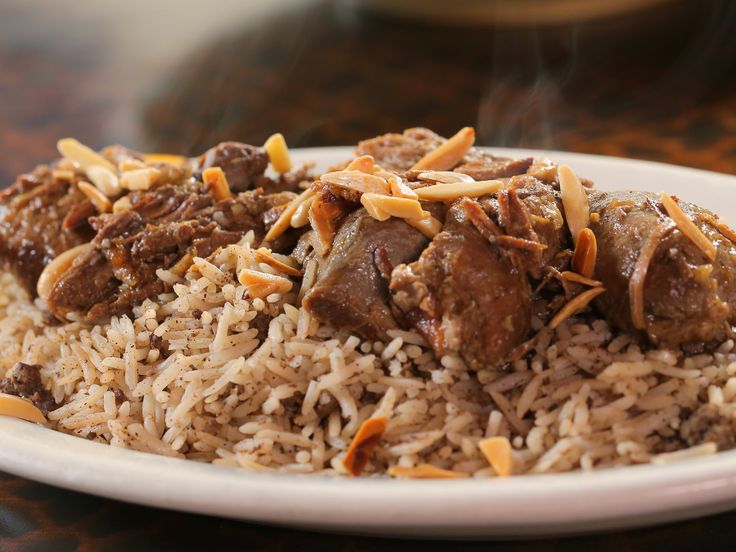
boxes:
[1,0,735,182]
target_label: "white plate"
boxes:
[2,147,736,539]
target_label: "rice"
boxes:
[0,234,733,477]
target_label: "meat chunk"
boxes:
[303,209,430,339]
[390,201,532,369]
[0,362,55,414]
[589,190,736,346]
[47,179,296,321]
[680,404,736,451]
[0,166,94,294]
[355,128,444,172]
[455,155,533,181]
[198,142,269,192]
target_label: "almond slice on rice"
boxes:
[143,153,188,166]
[238,269,292,297]
[558,165,589,245]
[388,176,419,199]
[560,271,602,287]
[265,188,314,242]
[387,464,469,479]
[346,155,375,173]
[86,165,121,196]
[263,132,292,173]
[361,193,425,220]
[659,191,717,261]
[549,286,606,329]
[57,137,117,173]
[255,248,302,277]
[343,416,389,476]
[411,127,475,171]
[202,166,232,200]
[406,213,442,238]
[478,436,513,477]
[120,167,161,191]
[77,181,112,213]
[572,227,597,278]
[416,170,475,184]
[414,179,505,202]
[0,393,47,424]
[37,243,92,302]
[320,170,390,195]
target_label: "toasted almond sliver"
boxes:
[244,282,279,299]
[560,271,602,287]
[255,248,302,277]
[170,253,193,276]
[417,170,475,184]
[659,191,717,261]
[86,165,121,196]
[360,193,391,222]
[411,127,475,171]
[37,243,92,302]
[238,269,292,294]
[143,153,187,165]
[77,181,112,213]
[263,132,292,173]
[346,155,375,173]
[202,166,232,200]
[320,170,390,195]
[549,287,606,329]
[0,393,47,424]
[290,194,315,228]
[343,417,389,476]
[387,464,469,479]
[361,193,425,220]
[415,179,505,201]
[388,176,419,199]
[558,165,589,245]
[309,195,340,253]
[265,189,314,242]
[572,227,597,278]
[57,137,117,173]
[120,167,161,191]
[478,436,513,477]
[119,159,147,172]
[113,195,132,213]
[52,169,75,181]
[406,213,442,238]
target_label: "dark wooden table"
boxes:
[2,0,736,549]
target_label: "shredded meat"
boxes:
[0,363,55,414]
[680,404,736,451]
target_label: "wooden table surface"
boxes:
[2,0,736,549]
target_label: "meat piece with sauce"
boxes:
[0,362,56,414]
[390,201,532,369]
[588,190,736,347]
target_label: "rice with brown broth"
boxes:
[2,223,735,478]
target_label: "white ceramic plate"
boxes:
[2,147,736,539]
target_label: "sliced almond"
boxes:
[57,137,117,173]
[560,271,602,287]
[37,243,92,302]
[659,191,717,261]
[290,194,315,228]
[572,227,597,278]
[119,159,147,172]
[388,176,419,199]
[361,193,425,220]
[238,269,292,296]
[320,170,390,195]
[264,189,314,242]
[346,155,375,173]
[52,169,75,181]
[113,195,133,213]
[309,195,340,253]
[414,179,504,202]
[558,165,589,245]
[342,417,389,476]
[202,166,232,200]
[263,133,292,173]
[143,153,187,165]
[120,167,161,191]
[255,248,302,277]
[417,170,475,184]
[387,464,469,479]
[478,436,513,477]
[170,253,194,276]
[360,194,391,221]
[86,165,121,196]
[77,181,112,213]
[0,393,47,424]
[411,127,475,171]
[406,213,442,238]
[549,287,606,329]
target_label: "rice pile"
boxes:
[1,231,735,476]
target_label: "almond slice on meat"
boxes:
[343,417,389,476]
[346,155,375,173]
[265,188,314,242]
[549,287,606,329]
[361,193,425,220]
[120,167,161,191]
[572,227,597,278]
[77,181,112,213]
[290,194,316,228]
[560,271,602,287]
[57,137,117,174]
[52,169,75,181]
[113,195,132,213]
[659,191,717,261]
[558,165,589,245]
[360,194,391,222]
[405,213,442,238]
[387,464,469,479]
[414,179,505,202]
[238,269,292,297]
[320,170,390,195]
[388,176,419,199]
[263,133,292,173]
[86,165,121,196]
[202,166,232,200]
[37,243,92,302]
[416,170,475,184]
[0,393,47,424]
[309,194,341,253]
[255,248,302,277]
[411,127,475,171]
[143,153,188,165]
[478,436,513,477]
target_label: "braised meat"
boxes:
[355,128,444,172]
[390,201,532,369]
[455,155,533,181]
[47,180,295,321]
[0,362,55,414]
[199,142,269,192]
[303,209,430,339]
[589,190,736,346]
[0,166,95,294]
